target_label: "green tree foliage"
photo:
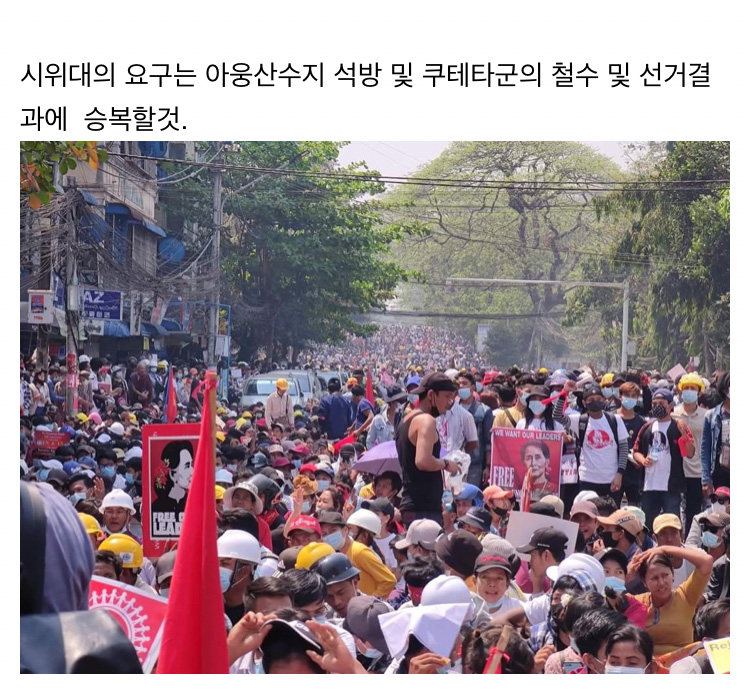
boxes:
[160,142,413,360]
[382,141,624,366]
[568,141,729,372]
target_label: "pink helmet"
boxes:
[88,411,102,425]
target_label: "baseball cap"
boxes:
[405,375,421,389]
[455,483,482,503]
[343,596,391,656]
[458,507,492,533]
[268,444,284,454]
[652,513,682,535]
[435,530,483,578]
[652,387,674,402]
[570,500,598,520]
[286,515,322,537]
[714,486,730,499]
[317,510,346,527]
[272,456,293,468]
[394,518,443,551]
[597,508,643,537]
[45,468,69,488]
[595,548,629,575]
[412,372,458,396]
[62,461,82,476]
[361,497,395,519]
[482,485,514,502]
[260,620,323,666]
[700,512,730,529]
[274,547,302,575]
[299,463,317,475]
[155,550,177,584]
[474,552,513,576]
[539,495,564,519]
[41,458,64,470]
[215,468,233,485]
[582,384,604,399]
[516,527,569,555]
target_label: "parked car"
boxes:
[264,369,324,404]
[317,370,349,390]
[240,375,305,410]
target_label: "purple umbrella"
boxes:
[352,440,448,477]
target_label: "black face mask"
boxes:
[600,531,618,548]
[550,601,566,629]
[428,393,441,418]
[586,400,606,413]
[650,405,668,419]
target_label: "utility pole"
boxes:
[207,142,223,368]
[65,195,79,416]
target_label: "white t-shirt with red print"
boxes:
[568,412,629,484]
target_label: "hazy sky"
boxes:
[338,141,634,177]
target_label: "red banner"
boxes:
[490,427,564,498]
[89,575,167,673]
[32,430,71,459]
[141,423,201,556]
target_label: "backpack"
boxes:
[576,412,619,462]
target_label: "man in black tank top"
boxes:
[396,372,461,528]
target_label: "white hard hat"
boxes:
[124,447,142,462]
[546,552,605,593]
[444,368,460,380]
[346,509,381,536]
[573,490,599,506]
[109,422,125,437]
[79,354,91,364]
[223,481,263,515]
[101,489,135,514]
[217,529,261,564]
[215,468,234,485]
[421,574,471,606]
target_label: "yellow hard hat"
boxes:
[275,378,289,390]
[217,406,228,415]
[359,483,375,500]
[678,373,705,392]
[78,512,104,538]
[77,413,89,424]
[216,431,226,442]
[538,367,548,374]
[416,366,423,372]
[234,418,247,431]
[99,533,143,569]
[295,542,335,569]
[157,360,168,369]
[600,372,615,386]
[215,485,226,501]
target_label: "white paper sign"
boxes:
[667,363,687,380]
[505,510,580,561]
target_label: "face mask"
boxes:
[150,368,157,373]
[323,530,345,550]
[569,637,580,655]
[125,473,134,485]
[458,388,471,401]
[69,492,87,506]
[219,566,233,593]
[600,531,617,548]
[519,392,530,406]
[475,383,484,393]
[40,469,50,481]
[484,596,507,610]
[604,664,647,674]
[681,390,698,404]
[301,500,312,513]
[702,530,720,548]
[621,397,638,410]
[602,387,614,398]
[650,405,667,419]
[586,400,606,413]
[710,501,724,514]
[317,479,330,492]
[604,576,626,593]
[363,647,382,660]
[101,466,116,479]
[407,394,418,405]
[160,587,170,598]
[292,458,302,469]
[313,615,327,624]
[529,400,546,416]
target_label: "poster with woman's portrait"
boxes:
[142,423,201,556]
[490,428,564,498]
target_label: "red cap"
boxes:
[288,515,321,536]
[293,444,311,456]
[299,463,317,475]
[483,371,499,386]
[715,486,730,498]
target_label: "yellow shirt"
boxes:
[345,540,396,598]
[634,567,710,655]
[493,404,525,429]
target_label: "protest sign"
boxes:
[667,363,687,380]
[32,430,70,459]
[141,423,201,556]
[490,427,564,497]
[89,575,167,673]
[505,511,580,561]
[705,637,730,674]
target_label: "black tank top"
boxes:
[396,410,443,513]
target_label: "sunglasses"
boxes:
[710,496,729,504]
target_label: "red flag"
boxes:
[166,367,178,424]
[156,372,228,674]
[332,434,357,454]
[365,367,375,405]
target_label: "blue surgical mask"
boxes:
[219,566,233,593]
[520,392,530,406]
[621,397,638,410]
[702,530,720,548]
[458,388,471,401]
[681,390,698,404]
[602,387,614,398]
[125,473,134,485]
[475,383,484,393]
[317,479,330,492]
[569,636,580,655]
[293,459,302,469]
[313,615,327,624]
[408,394,418,405]
[301,500,312,513]
[484,596,507,610]
[101,466,115,479]
[604,664,647,674]
[529,400,546,416]
[69,492,87,506]
[604,576,626,593]
[324,531,345,550]
[40,469,50,481]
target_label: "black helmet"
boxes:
[249,474,281,510]
[311,553,360,585]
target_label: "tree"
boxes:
[568,141,730,371]
[160,142,414,361]
[383,141,625,366]
[20,141,107,208]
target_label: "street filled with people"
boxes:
[20,341,730,674]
